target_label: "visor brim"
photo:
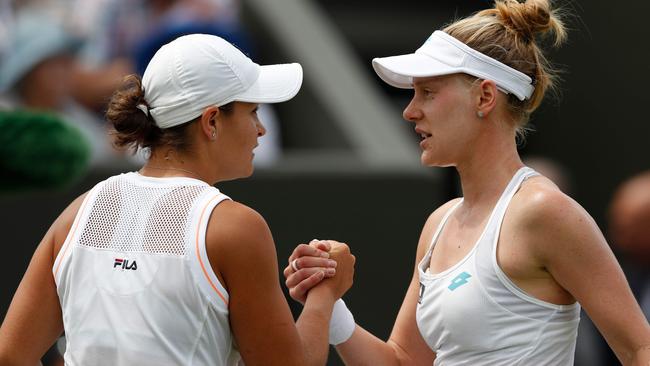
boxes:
[372,53,457,89]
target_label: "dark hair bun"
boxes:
[106,74,161,151]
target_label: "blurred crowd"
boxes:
[0,0,281,174]
[1,1,649,364]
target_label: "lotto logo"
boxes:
[448,271,471,291]
[113,258,138,270]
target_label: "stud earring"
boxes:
[211,130,216,139]
[477,111,484,118]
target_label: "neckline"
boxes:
[128,171,210,186]
[419,166,532,279]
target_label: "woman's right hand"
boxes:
[284,240,355,304]
[312,241,355,301]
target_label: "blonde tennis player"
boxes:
[285,0,650,365]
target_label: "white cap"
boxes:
[142,34,303,129]
[372,31,534,101]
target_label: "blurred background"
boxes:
[1,0,649,365]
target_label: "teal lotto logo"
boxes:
[448,271,471,291]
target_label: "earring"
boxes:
[477,111,484,118]
[211,130,216,140]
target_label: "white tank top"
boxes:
[52,172,241,366]
[416,167,580,366]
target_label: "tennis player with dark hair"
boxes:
[0,34,354,366]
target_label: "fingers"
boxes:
[309,239,331,252]
[289,270,328,303]
[288,243,330,264]
[286,267,336,288]
[284,240,349,282]
[283,257,337,278]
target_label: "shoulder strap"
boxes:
[487,166,539,256]
[187,187,232,311]
[426,199,464,253]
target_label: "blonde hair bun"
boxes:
[442,0,569,127]
[494,0,566,46]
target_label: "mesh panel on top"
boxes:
[78,176,208,256]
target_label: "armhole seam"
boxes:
[490,170,578,311]
[52,182,103,285]
[190,190,231,310]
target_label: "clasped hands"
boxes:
[283,240,355,304]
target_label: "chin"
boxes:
[421,154,451,168]
[420,153,438,167]
[217,167,254,183]
[242,165,255,178]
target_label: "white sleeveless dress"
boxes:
[416,167,580,365]
[53,172,241,365]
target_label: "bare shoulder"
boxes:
[207,200,273,252]
[425,198,464,226]
[508,176,603,260]
[416,198,463,260]
[511,176,593,228]
[205,200,277,285]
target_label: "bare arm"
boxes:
[0,193,87,365]
[333,201,464,366]
[284,199,461,365]
[207,201,353,366]
[333,264,434,366]
[521,189,650,365]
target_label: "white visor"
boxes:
[372,31,534,101]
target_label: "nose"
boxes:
[256,119,266,137]
[403,97,423,123]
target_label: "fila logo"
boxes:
[113,258,138,270]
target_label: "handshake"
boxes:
[283,240,358,345]
[283,239,356,306]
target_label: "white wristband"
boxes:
[329,299,355,345]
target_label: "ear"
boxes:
[200,106,220,140]
[476,79,498,118]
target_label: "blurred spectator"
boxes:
[571,170,650,366]
[66,0,282,166]
[1,0,134,113]
[609,170,650,314]
[0,9,119,166]
[0,0,14,59]
[4,0,282,166]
